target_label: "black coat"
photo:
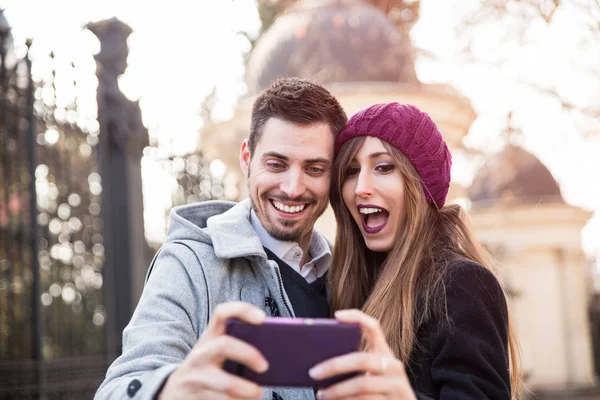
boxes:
[407,260,511,399]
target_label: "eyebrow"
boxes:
[368,151,390,158]
[262,151,288,161]
[262,152,331,165]
[350,151,391,163]
[305,157,331,165]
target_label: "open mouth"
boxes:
[271,200,308,216]
[358,205,389,234]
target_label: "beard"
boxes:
[249,192,313,242]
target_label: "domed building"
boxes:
[245,0,418,94]
[200,0,476,239]
[469,145,564,207]
[468,144,595,390]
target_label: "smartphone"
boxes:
[223,317,362,388]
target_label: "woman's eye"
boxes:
[376,164,394,173]
[345,167,360,177]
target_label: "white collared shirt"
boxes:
[250,209,330,283]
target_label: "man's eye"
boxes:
[307,166,325,174]
[267,162,284,170]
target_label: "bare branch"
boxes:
[516,79,600,122]
[198,86,217,129]
[456,0,600,138]
[536,0,560,22]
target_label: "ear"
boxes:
[239,139,251,176]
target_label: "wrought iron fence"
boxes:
[165,153,239,206]
[1,38,110,398]
[0,35,39,373]
[0,26,240,399]
[144,147,240,250]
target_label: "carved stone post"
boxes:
[88,18,149,357]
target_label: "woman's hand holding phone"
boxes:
[309,309,417,400]
[158,302,269,400]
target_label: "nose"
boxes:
[280,166,306,199]
[355,170,374,198]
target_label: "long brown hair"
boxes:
[330,137,522,398]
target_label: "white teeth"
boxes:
[359,207,383,215]
[273,201,306,214]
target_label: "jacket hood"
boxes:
[165,199,267,260]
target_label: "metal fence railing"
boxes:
[1,26,109,398]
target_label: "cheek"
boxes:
[341,182,361,224]
[254,172,280,191]
[313,178,332,198]
[341,181,354,208]
[394,188,407,226]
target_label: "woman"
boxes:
[309,103,521,399]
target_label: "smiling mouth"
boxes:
[271,200,308,215]
[358,205,389,234]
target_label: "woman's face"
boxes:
[341,137,406,252]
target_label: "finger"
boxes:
[316,375,407,400]
[194,335,269,373]
[196,365,264,399]
[190,389,253,400]
[335,310,390,353]
[309,352,402,380]
[336,395,388,400]
[202,302,266,339]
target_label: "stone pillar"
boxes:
[88,18,149,356]
[470,204,595,389]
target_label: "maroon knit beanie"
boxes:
[335,102,452,208]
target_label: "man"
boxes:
[95,77,347,400]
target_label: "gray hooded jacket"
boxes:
[95,199,329,400]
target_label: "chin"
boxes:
[364,239,393,253]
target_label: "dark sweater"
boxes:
[264,247,330,319]
[408,260,511,400]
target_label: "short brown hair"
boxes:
[248,77,347,154]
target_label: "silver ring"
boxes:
[380,356,389,374]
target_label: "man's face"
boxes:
[240,118,334,245]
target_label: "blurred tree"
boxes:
[457,0,600,134]
[248,0,599,136]
[198,86,218,131]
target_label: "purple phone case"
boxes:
[224,317,361,388]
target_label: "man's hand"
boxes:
[158,302,269,400]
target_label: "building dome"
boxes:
[246,0,418,94]
[468,145,563,208]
